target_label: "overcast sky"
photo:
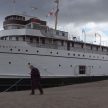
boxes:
[0,0,108,45]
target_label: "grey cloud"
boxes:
[59,0,108,24]
[0,0,108,27]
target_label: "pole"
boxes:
[12,0,16,14]
[55,0,59,30]
[95,33,101,48]
[82,29,86,53]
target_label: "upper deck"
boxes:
[2,15,68,40]
[0,15,108,56]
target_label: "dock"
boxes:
[0,80,108,108]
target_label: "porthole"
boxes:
[10,49,12,51]
[37,50,39,53]
[9,61,11,64]
[57,52,58,54]
[70,65,72,67]
[26,50,28,52]
[59,64,61,67]
[28,62,31,65]
[83,54,85,57]
[73,54,75,56]
[103,57,104,59]
[50,52,52,54]
[18,49,20,51]
[78,54,80,56]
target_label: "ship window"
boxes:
[72,42,74,47]
[30,37,33,43]
[79,65,86,74]
[1,37,3,40]
[81,44,84,48]
[70,65,72,67]
[67,42,70,50]
[96,46,98,51]
[102,47,103,51]
[62,32,65,36]
[42,38,45,44]
[36,38,39,43]
[32,24,40,29]
[23,37,25,41]
[45,30,47,33]
[61,40,64,46]
[9,37,12,40]
[57,52,58,54]
[16,37,19,41]
[56,31,59,35]
[91,46,92,50]
[50,52,52,54]
[37,50,39,53]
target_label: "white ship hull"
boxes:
[1,14,108,91]
[0,40,108,79]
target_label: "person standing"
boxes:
[28,63,44,95]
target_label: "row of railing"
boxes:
[27,42,108,55]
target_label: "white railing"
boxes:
[27,42,108,55]
[0,38,107,55]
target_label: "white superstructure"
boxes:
[0,14,108,79]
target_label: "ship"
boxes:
[0,0,108,91]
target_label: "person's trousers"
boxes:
[31,81,43,94]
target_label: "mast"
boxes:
[55,0,59,30]
[12,0,16,14]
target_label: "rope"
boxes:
[3,78,23,92]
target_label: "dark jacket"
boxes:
[31,67,41,82]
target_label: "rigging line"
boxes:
[36,65,56,75]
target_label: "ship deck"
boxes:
[0,80,108,108]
